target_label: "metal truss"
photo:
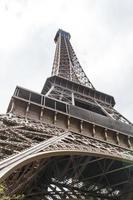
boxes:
[52,29,95,89]
[47,86,73,104]
[0,113,67,160]
[44,84,133,126]
[50,29,133,126]
[101,104,133,125]
[0,114,133,199]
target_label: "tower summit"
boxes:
[54,29,71,42]
[0,29,133,200]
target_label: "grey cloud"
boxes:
[96,0,133,33]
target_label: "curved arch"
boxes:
[1,149,133,181]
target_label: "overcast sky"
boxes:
[0,0,133,122]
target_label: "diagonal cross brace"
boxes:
[0,131,70,179]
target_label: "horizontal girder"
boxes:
[0,114,133,199]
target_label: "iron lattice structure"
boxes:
[0,29,133,200]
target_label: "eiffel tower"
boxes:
[0,29,133,200]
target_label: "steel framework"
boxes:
[0,29,133,200]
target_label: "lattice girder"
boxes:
[52,29,94,89]
[0,114,133,199]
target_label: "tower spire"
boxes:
[52,29,95,89]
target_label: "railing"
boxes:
[11,86,133,137]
